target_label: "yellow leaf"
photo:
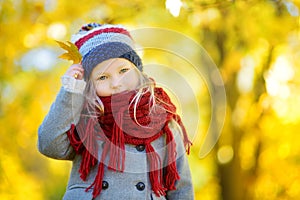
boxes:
[56,40,82,64]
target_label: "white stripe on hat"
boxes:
[78,33,134,57]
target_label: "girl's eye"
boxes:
[120,68,129,74]
[97,75,107,80]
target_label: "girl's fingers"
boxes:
[73,70,84,79]
[72,64,84,72]
[65,64,85,80]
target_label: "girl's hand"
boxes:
[64,64,84,80]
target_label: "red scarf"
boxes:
[67,87,192,198]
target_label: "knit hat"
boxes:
[71,23,143,80]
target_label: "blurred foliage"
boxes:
[1,0,300,199]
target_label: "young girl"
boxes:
[38,23,194,200]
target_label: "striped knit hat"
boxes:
[71,23,143,80]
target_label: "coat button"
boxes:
[136,144,145,152]
[135,182,145,191]
[102,181,109,190]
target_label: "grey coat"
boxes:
[38,87,194,200]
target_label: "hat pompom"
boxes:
[80,23,102,32]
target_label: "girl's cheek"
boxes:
[95,83,104,94]
[132,79,140,90]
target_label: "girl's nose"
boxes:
[110,77,121,89]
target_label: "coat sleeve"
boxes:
[37,87,84,160]
[165,120,194,200]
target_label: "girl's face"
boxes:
[91,58,140,97]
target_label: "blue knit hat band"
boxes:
[82,42,142,80]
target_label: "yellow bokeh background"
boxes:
[1,0,300,199]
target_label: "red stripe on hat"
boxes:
[75,27,132,49]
